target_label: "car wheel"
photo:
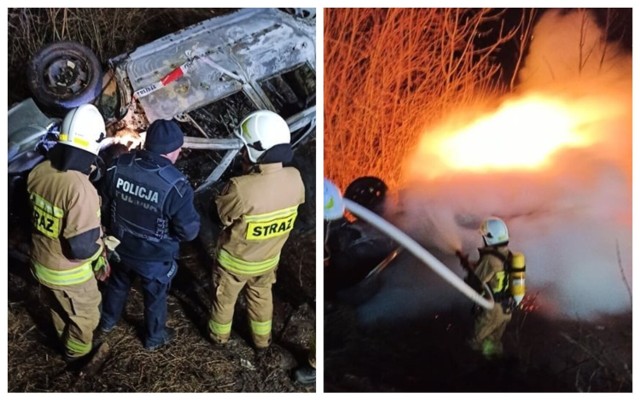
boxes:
[27,41,103,114]
[281,8,316,20]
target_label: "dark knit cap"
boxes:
[144,119,184,154]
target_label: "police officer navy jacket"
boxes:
[102,150,200,262]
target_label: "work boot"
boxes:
[144,327,175,351]
[64,342,110,372]
[294,366,316,385]
[93,323,114,345]
[254,346,269,359]
[98,322,115,334]
[79,342,111,377]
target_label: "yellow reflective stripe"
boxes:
[243,206,299,222]
[209,319,232,335]
[73,137,89,148]
[32,260,94,286]
[217,249,279,275]
[492,271,508,293]
[30,192,64,218]
[246,211,297,240]
[30,192,64,239]
[66,337,91,356]
[250,319,272,336]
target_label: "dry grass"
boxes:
[8,228,316,392]
[7,10,316,390]
[324,9,531,190]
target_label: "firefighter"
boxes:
[463,216,516,359]
[208,110,305,353]
[98,119,200,351]
[27,104,108,363]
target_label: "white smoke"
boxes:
[366,9,631,321]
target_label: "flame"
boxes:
[422,94,598,176]
[114,128,144,150]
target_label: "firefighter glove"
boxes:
[92,252,111,282]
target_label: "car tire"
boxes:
[281,8,316,20]
[27,41,103,115]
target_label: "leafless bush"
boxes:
[324,9,531,189]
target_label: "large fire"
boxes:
[418,92,611,177]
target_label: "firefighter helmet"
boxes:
[344,176,388,215]
[479,217,509,246]
[59,104,106,155]
[324,178,345,221]
[235,110,290,163]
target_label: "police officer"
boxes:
[208,110,305,352]
[27,104,108,363]
[99,119,200,351]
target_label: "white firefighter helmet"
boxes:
[59,104,106,155]
[479,217,509,246]
[235,110,290,163]
[324,178,345,221]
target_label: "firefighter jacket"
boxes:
[27,160,103,288]
[215,163,305,276]
[475,245,511,299]
[101,150,200,262]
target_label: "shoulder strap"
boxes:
[478,248,513,271]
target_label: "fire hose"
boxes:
[343,199,495,310]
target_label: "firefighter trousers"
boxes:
[470,303,512,357]
[46,278,101,359]
[209,265,276,349]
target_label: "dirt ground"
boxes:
[7,139,316,393]
[325,293,631,392]
[7,9,316,392]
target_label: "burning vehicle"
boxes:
[324,176,399,302]
[9,8,316,259]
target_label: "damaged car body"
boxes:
[8,8,316,258]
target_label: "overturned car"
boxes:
[9,8,316,259]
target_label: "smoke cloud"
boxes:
[360,10,631,323]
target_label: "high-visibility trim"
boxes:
[492,271,508,293]
[66,337,91,356]
[250,319,272,336]
[30,192,64,239]
[33,261,94,286]
[209,319,232,335]
[72,137,90,149]
[244,206,298,240]
[32,247,101,286]
[217,249,279,275]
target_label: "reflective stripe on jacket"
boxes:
[32,246,101,287]
[217,248,280,275]
[27,160,103,273]
[215,163,305,276]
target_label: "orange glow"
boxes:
[424,94,598,175]
[114,128,144,150]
